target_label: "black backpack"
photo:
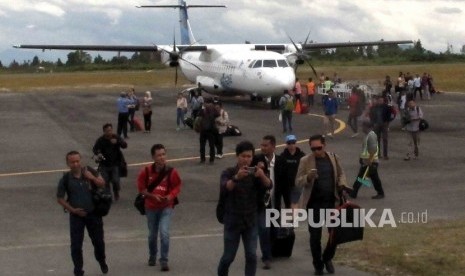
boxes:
[62,166,112,217]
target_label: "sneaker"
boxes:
[99,262,109,274]
[371,194,385,199]
[217,154,223,159]
[262,260,271,270]
[176,127,180,131]
[324,260,335,274]
[404,154,410,161]
[351,132,359,138]
[161,263,170,272]
[148,256,156,266]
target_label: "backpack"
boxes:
[62,166,112,217]
[282,95,295,111]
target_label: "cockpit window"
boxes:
[248,60,256,68]
[263,60,277,68]
[277,59,289,67]
[252,60,262,68]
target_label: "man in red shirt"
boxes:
[137,144,182,272]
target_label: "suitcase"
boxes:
[133,116,143,131]
[300,103,309,114]
[271,227,295,258]
[184,116,194,129]
[224,125,242,136]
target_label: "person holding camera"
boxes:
[217,141,272,276]
[93,123,127,201]
[56,151,108,276]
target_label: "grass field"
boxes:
[335,219,465,276]
[1,63,464,92]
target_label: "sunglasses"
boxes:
[310,146,323,151]
[286,141,296,145]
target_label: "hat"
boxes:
[285,134,297,143]
[120,91,127,97]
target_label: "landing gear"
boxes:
[270,96,280,109]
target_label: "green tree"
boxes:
[366,45,375,59]
[9,60,20,69]
[31,56,40,66]
[56,58,64,67]
[66,50,92,66]
[94,54,106,64]
[377,39,402,58]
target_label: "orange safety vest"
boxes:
[307,81,315,95]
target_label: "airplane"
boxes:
[14,0,412,107]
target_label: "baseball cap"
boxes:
[285,134,297,143]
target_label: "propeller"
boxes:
[287,32,318,79]
[158,32,202,86]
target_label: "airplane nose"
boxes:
[273,69,295,91]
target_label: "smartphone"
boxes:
[247,167,257,175]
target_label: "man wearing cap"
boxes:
[278,135,305,210]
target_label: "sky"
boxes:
[0,0,464,65]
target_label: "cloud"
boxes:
[435,7,462,14]
[34,2,66,17]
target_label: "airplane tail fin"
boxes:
[137,0,226,45]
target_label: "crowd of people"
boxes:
[56,72,430,275]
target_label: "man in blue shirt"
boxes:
[117,92,131,139]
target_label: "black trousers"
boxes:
[274,182,291,210]
[70,213,105,276]
[352,161,384,197]
[374,124,389,158]
[308,200,337,271]
[199,130,216,162]
[143,111,152,131]
[215,132,224,155]
[117,112,129,138]
[128,108,136,131]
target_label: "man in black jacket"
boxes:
[93,123,127,200]
[279,135,305,209]
[217,141,272,276]
[199,98,219,164]
[369,96,391,160]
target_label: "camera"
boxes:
[93,154,106,164]
[246,167,257,175]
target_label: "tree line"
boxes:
[1,40,464,72]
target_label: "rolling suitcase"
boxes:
[133,116,143,131]
[271,227,295,258]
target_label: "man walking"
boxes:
[116,92,131,139]
[279,90,294,133]
[199,98,219,164]
[369,96,391,160]
[293,134,349,275]
[136,144,182,272]
[279,134,305,209]
[217,141,272,276]
[93,123,127,200]
[57,151,108,276]
[350,121,385,199]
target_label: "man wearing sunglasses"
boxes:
[293,134,350,275]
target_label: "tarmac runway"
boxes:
[1,88,464,275]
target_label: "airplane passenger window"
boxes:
[252,60,262,68]
[263,60,277,68]
[277,60,289,67]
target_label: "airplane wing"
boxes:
[13,44,207,52]
[301,40,412,50]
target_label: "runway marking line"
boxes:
[0,113,345,178]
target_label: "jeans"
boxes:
[347,114,358,133]
[307,94,314,107]
[147,208,173,264]
[176,108,186,127]
[374,123,389,158]
[281,110,293,132]
[99,166,120,195]
[257,209,272,262]
[218,224,258,276]
[70,213,105,276]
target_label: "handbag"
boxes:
[119,151,128,178]
[328,197,364,246]
[419,118,429,131]
[92,188,113,217]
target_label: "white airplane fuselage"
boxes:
[172,45,296,97]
